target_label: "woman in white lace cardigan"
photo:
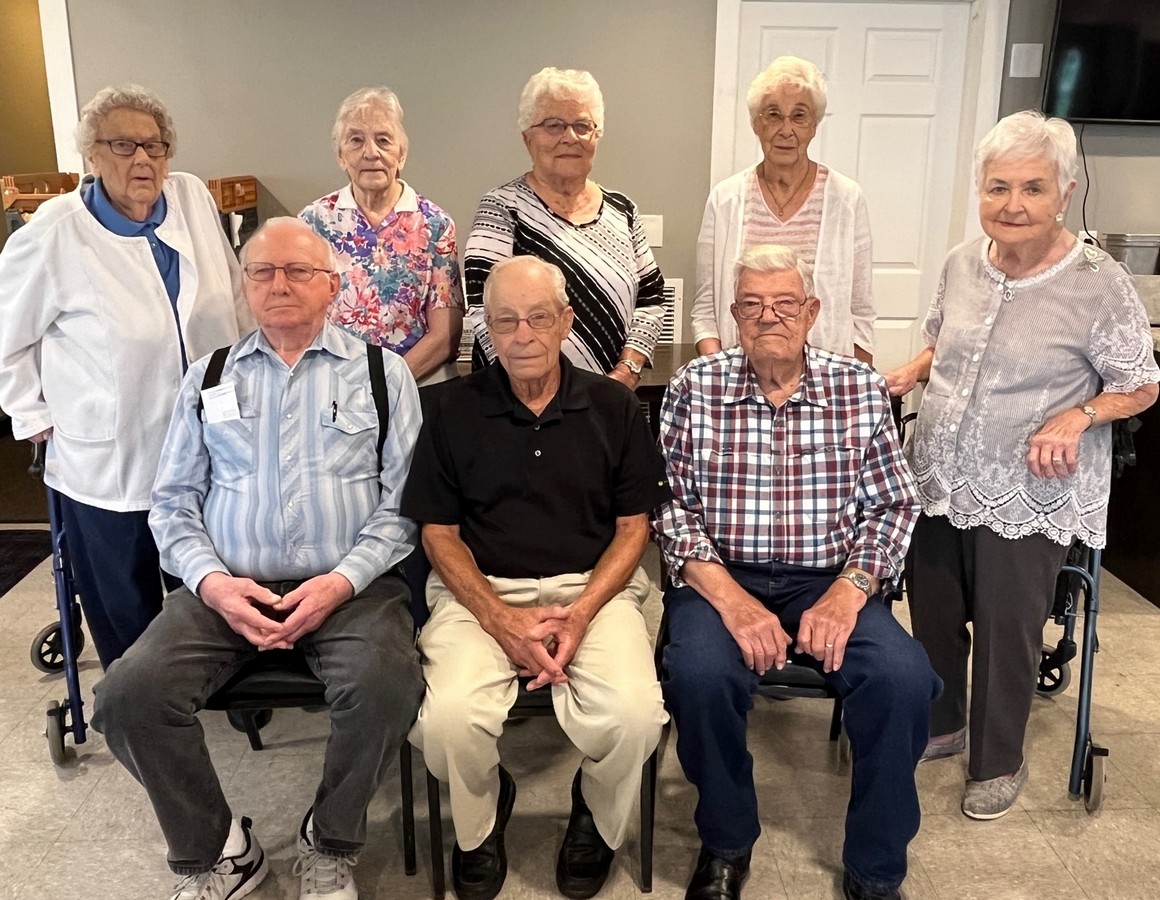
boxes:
[691,56,874,361]
[886,111,1158,822]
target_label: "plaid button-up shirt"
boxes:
[651,346,920,587]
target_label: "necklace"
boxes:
[762,162,814,218]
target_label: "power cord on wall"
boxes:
[1078,123,1100,248]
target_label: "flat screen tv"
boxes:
[1042,0,1160,125]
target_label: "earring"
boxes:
[1055,212,1064,223]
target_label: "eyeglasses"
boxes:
[756,108,815,129]
[531,118,598,139]
[243,263,334,283]
[486,311,560,334]
[733,296,808,320]
[95,139,171,158]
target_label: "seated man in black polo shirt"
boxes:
[401,255,671,900]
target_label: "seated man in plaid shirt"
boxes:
[651,245,941,900]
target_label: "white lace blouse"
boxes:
[910,237,1160,548]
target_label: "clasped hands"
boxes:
[486,603,592,691]
[199,571,354,650]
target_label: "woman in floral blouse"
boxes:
[301,87,464,383]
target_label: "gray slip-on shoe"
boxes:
[919,726,967,763]
[961,760,1029,820]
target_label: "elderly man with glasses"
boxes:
[93,217,424,900]
[401,254,671,900]
[652,245,940,900]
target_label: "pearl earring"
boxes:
[1055,212,1064,223]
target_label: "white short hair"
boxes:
[734,244,814,299]
[76,85,176,159]
[482,256,570,311]
[746,56,828,125]
[331,86,409,156]
[974,110,1077,196]
[517,67,605,134]
[241,216,338,270]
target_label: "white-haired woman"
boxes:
[886,110,1158,820]
[692,56,875,361]
[464,67,665,383]
[300,87,464,384]
[0,85,253,668]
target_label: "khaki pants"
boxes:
[410,566,667,851]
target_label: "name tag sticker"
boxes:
[201,383,241,424]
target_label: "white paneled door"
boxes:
[726,1,970,370]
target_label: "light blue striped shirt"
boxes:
[149,321,421,594]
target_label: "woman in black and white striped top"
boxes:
[464,67,665,385]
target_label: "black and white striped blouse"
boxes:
[464,175,666,374]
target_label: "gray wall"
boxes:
[1001,0,1160,239]
[66,0,717,293]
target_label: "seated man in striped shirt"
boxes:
[92,218,424,900]
[651,245,940,900]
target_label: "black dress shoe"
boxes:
[842,869,901,900]
[451,766,516,900]
[685,845,751,900]
[556,769,615,899]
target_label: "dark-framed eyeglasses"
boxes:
[756,108,815,129]
[96,139,171,158]
[531,118,598,139]
[243,263,334,283]
[486,311,561,334]
[733,296,809,320]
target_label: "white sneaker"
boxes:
[168,816,268,899]
[294,811,358,899]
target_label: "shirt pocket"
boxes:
[204,411,258,482]
[320,408,379,480]
[786,444,862,524]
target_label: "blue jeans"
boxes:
[662,561,941,893]
[93,574,423,875]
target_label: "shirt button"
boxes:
[949,424,958,433]
[972,353,980,362]
[984,316,993,325]
[534,450,542,457]
[534,424,541,431]
[286,413,293,419]
[961,388,969,397]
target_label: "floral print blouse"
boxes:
[300,182,464,356]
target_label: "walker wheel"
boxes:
[30,622,85,674]
[45,701,71,767]
[1083,741,1108,814]
[1036,644,1071,697]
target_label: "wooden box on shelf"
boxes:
[206,176,258,213]
[2,172,80,213]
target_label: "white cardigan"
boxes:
[691,166,875,355]
[0,172,254,511]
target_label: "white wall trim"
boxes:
[960,0,1010,243]
[38,0,83,173]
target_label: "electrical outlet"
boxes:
[1078,230,1099,246]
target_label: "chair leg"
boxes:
[400,743,416,876]
[828,697,843,742]
[426,767,445,899]
[640,750,657,893]
[240,710,265,752]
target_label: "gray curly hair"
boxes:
[331,87,409,156]
[76,85,176,159]
[517,67,605,134]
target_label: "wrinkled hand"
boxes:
[796,581,865,672]
[487,604,572,688]
[719,593,791,675]
[198,571,285,646]
[883,364,919,397]
[1028,408,1087,479]
[525,604,596,690]
[261,573,355,649]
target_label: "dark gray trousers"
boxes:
[907,514,1069,781]
[92,574,423,875]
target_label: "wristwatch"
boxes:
[1079,405,1097,429]
[617,358,643,376]
[836,569,873,597]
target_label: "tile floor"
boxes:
[1,535,1158,899]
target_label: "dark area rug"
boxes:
[0,429,48,523]
[0,529,52,598]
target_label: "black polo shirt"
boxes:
[402,356,672,579]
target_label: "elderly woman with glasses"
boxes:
[464,67,666,386]
[300,86,465,384]
[0,84,253,668]
[692,56,875,362]
[886,111,1158,821]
